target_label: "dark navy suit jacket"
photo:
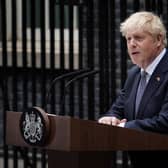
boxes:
[107,50,168,133]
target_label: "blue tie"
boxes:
[135,71,147,115]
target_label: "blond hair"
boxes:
[120,11,167,46]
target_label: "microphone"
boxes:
[65,69,99,87]
[60,69,99,114]
[45,68,92,110]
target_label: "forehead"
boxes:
[125,29,151,38]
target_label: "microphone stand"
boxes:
[59,70,99,116]
[45,69,92,112]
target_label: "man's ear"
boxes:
[156,34,163,47]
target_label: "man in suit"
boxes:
[98,11,168,168]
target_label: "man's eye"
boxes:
[135,37,143,41]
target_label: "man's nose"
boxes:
[129,39,137,47]
[130,39,136,45]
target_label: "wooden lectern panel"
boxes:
[6,111,168,151]
[48,151,114,168]
[6,111,168,168]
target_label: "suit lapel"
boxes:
[136,51,168,118]
[136,73,163,118]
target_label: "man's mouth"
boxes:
[131,51,140,55]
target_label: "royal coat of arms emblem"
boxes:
[20,107,50,146]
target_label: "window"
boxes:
[1,0,79,69]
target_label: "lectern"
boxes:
[6,110,168,168]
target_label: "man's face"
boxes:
[125,29,162,69]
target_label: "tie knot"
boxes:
[141,71,147,77]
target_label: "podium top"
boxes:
[6,111,168,151]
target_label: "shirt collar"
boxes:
[142,48,166,76]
